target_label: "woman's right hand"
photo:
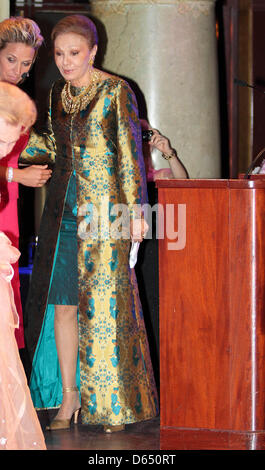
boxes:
[13,165,52,187]
[148,129,173,155]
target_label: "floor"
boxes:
[38,411,160,451]
[37,410,265,452]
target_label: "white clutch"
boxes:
[129,241,140,268]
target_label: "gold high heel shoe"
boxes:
[103,424,125,433]
[46,386,81,431]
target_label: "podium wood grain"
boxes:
[157,179,265,434]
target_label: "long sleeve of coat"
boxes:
[19,88,56,167]
[115,81,148,219]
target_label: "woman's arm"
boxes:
[116,80,148,241]
[19,86,56,170]
[0,125,53,187]
[0,164,52,187]
[148,129,188,178]
[19,128,56,167]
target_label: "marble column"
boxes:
[90,0,220,178]
[0,1,9,21]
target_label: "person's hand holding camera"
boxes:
[141,121,188,178]
[148,129,174,156]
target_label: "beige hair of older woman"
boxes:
[51,14,98,48]
[0,81,36,132]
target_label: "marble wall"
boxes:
[0,1,9,21]
[91,0,220,177]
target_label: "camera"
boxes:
[142,129,153,142]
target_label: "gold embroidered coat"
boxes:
[20,76,158,425]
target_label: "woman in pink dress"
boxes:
[0,17,52,348]
[0,81,46,450]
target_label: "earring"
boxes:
[89,55,95,68]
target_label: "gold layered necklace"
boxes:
[61,69,102,114]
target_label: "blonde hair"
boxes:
[0,17,43,52]
[51,15,98,49]
[0,81,36,132]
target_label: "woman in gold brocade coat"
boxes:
[20,15,158,432]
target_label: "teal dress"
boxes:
[48,173,78,305]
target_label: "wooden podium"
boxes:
[157,178,265,449]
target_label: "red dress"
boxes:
[0,133,29,349]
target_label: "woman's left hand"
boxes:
[130,218,149,242]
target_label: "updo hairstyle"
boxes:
[51,14,98,49]
[0,17,43,53]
